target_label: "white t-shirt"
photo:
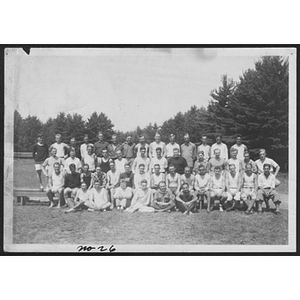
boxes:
[165,143,180,158]
[231,143,247,160]
[255,158,279,174]
[197,144,211,160]
[50,142,69,158]
[64,157,81,173]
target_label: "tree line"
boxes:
[14,56,288,170]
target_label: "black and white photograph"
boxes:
[3,46,296,253]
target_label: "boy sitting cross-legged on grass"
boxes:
[113,179,133,210]
[64,182,92,213]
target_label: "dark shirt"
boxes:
[65,172,81,189]
[122,142,136,159]
[168,156,188,175]
[119,171,134,188]
[32,143,49,163]
[94,141,109,157]
[81,172,92,188]
[98,158,111,173]
[179,191,197,202]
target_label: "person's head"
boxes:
[83,134,89,144]
[69,148,76,158]
[173,148,180,157]
[70,137,76,145]
[244,151,250,161]
[156,147,162,158]
[87,144,93,154]
[169,133,175,143]
[214,148,221,158]
[154,164,160,174]
[69,163,76,174]
[109,160,116,171]
[37,134,43,144]
[138,163,145,174]
[51,147,57,157]
[81,182,87,191]
[263,163,271,176]
[198,151,204,161]
[154,133,161,142]
[111,134,117,144]
[184,166,191,177]
[182,182,189,193]
[116,150,122,159]
[245,163,253,175]
[198,164,206,175]
[184,133,190,143]
[214,165,221,175]
[215,134,222,144]
[102,149,108,158]
[201,135,207,144]
[158,181,167,192]
[94,180,100,190]
[140,146,146,157]
[126,135,132,143]
[139,135,145,143]
[236,134,242,145]
[55,134,62,143]
[124,163,131,173]
[230,148,238,159]
[229,164,236,174]
[141,179,148,190]
[53,162,60,173]
[259,149,267,160]
[83,163,89,173]
[120,179,127,189]
[169,164,176,174]
[95,166,102,174]
[98,132,103,141]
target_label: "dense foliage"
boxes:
[14,56,288,170]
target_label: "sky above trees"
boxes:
[8,47,280,132]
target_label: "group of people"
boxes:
[32,131,282,215]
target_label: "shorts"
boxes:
[241,187,256,201]
[211,188,226,198]
[35,163,43,171]
[226,188,240,201]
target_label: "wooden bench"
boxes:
[14,152,32,159]
[13,189,55,205]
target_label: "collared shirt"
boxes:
[153,188,174,204]
[197,144,211,161]
[180,142,197,168]
[107,143,123,160]
[255,158,279,174]
[122,142,136,159]
[165,142,180,158]
[258,173,275,189]
[211,142,228,161]
[94,141,109,157]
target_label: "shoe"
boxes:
[275,210,281,215]
[87,208,94,212]
[39,187,44,192]
[103,209,107,212]
[219,206,223,212]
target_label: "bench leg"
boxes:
[21,196,27,206]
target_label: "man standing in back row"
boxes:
[211,134,228,161]
[94,132,108,158]
[181,133,197,169]
[165,134,180,160]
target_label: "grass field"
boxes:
[12,159,289,245]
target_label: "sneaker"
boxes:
[219,206,223,212]
[103,209,107,212]
[87,208,94,212]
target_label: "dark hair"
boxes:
[263,163,271,169]
[69,163,76,169]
